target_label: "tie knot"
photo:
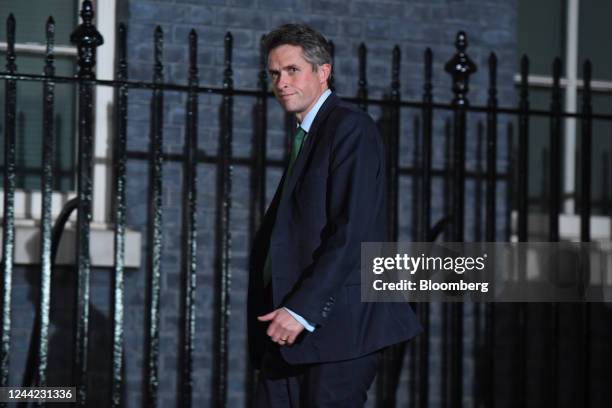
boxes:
[294,126,306,141]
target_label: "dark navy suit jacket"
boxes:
[248,93,421,368]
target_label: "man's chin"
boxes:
[279,103,298,114]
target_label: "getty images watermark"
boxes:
[360,242,612,302]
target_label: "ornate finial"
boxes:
[444,31,477,105]
[116,23,127,80]
[552,57,562,80]
[519,54,529,106]
[6,14,17,73]
[153,26,163,83]
[583,59,592,82]
[44,17,55,77]
[488,52,497,87]
[258,34,267,92]
[357,43,367,106]
[188,29,198,87]
[391,45,400,100]
[455,31,467,53]
[70,0,104,79]
[424,48,433,99]
[328,40,335,91]
[81,0,94,25]
[520,54,529,77]
[223,32,233,90]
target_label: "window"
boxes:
[0,0,116,224]
[0,1,136,266]
[517,0,612,219]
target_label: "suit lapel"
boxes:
[283,93,340,197]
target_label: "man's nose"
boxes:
[276,72,288,88]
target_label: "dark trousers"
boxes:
[255,345,382,408]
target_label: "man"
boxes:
[247,24,421,407]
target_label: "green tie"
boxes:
[262,126,307,286]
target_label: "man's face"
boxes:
[267,44,330,122]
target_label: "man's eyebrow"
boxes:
[269,64,300,71]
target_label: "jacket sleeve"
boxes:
[283,111,385,326]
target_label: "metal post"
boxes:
[549,57,563,408]
[418,46,433,408]
[246,34,269,408]
[444,31,476,408]
[358,43,368,112]
[212,32,233,408]
[145,25,164,408]
[484,51,498,408]
[1,13,17,396]
[37,16,56,389]
[110,22,128,408]
[516,55,530,408]
[69,2,103,404]
[579,59,593,408]
[180,29,199,408]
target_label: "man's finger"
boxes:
[257,310,277,321]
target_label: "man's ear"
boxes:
[318,63,332,85]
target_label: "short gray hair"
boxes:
[263,24,332,70]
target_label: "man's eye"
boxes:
[289,67,298,73]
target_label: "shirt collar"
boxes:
[298,89,332,133]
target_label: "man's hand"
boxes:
[257,308,305,346]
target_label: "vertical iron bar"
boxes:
[246,35,268,408]
[180,29,199,408]
[441,118,452,408]
[505,124,514,242]
[420,48,433,241]
[517,56,529,242]
[485,53,498,240]
[37,16,56,389]
[145,25,164,408]
[580,60,592,241]
[602,153,610,213]
[549,58,562,242]
[213,32,233,408]
[357,43,367,111]
[418,47,433,408]
[516,55,530,408]
[475,124,483,241]
[328,40,335,92]
[255,35,268,233]
[484,52,498,408]
[580,59,592,408]
[376,44,401,408]
[473,123,483,405]
[443,119,452,241]
[444,32,476,408]
[549,57,563,408]
[0,13,17,394]
[541,150,549,211]
[409,112,420,408]
[69,2,103,405]
[110,22,128,408]
[388,48,400,244]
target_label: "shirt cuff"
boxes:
[284,307,316,332]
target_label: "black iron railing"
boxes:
[1,1,611,408]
